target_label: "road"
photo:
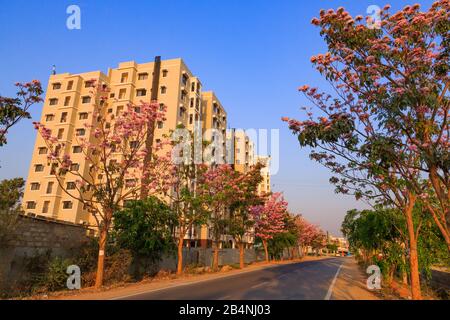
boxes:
[115,257,346,300]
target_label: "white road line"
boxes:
[324,263,343,300]
[250,281,269,289]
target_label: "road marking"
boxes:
[324,263,343,300]
[251,281,269,289]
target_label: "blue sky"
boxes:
[0,0,435,236]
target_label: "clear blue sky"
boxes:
[0,0,434,236]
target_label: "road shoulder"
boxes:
[330,258,380,300]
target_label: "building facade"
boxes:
[22,57,211,226]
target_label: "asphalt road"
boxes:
[116,257,345,300]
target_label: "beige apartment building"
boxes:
[22,57,208,227]
[201,91,228,164]
[256,156,271,195]
[22,56,271,249]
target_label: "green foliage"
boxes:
[326,243,338,252]
[342,206,449,281]
[0,178,25,210]
[0,80,43,146]
[0,178,24,244]
[112,197,177,261]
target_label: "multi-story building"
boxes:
[201,91,227,164]
[22,57,208,226]
[228,129,253,173]
[256,156,271,195]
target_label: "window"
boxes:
[182,73,188,86]
[181,90,187,100]
[110,93,115,98]
[189,114,193,125]
[119,89,126,99]
[138,73,148,80]
[79,112,88,120]
[136,89,147,97]
[196,98,200,108]
[26,201,36,210]
[66,182,76,190]
[67,81,74,90]
[38,147,48,155]
[70,163,80,171]
[179,107,185,117]
[57,128,64,140]
[82,96,91,104]
[73,146,82,153]
[62,201,73,209]
[52,83,61,90]
[116,106,124,116]
[64,96,71,106]
[162,69,168,77]
[190,98,194,108]
[107,108,113,114]
[160,86,167,94]
[30,182,40,191]
[35,164,44,172]
[130,141,139,149]
[159,103,165,111]
[50,163,57,175]
[42,201,50,214]
[120,73,128,83]
[85,80,94,88]
[76,128,86,136]
[45,114,54,122]
[157,121,163,129]
[46,182,54,194]
[60,112,68,123]
[49,98,58,106]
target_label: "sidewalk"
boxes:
[42,256,331,300]
[331,258,380,300]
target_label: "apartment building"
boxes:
[22,57,206,226]
[228,129,252,173]
[201,91,227,164]
[256,156,271,195]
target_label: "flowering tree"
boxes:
[34,81,166,288]
[197,164,240,270]
[146,140,210,275]
[0,80,43,147]
[283,2,449,299]
[250,192,288,262]
[294,216,325,256]
[227,163,265,268]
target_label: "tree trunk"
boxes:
[176,235,184,275]
[404,195,422,300]
[239,242,245,269]
[213,241,220,271]
[262,239,269,263]
[94,226,108,289]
